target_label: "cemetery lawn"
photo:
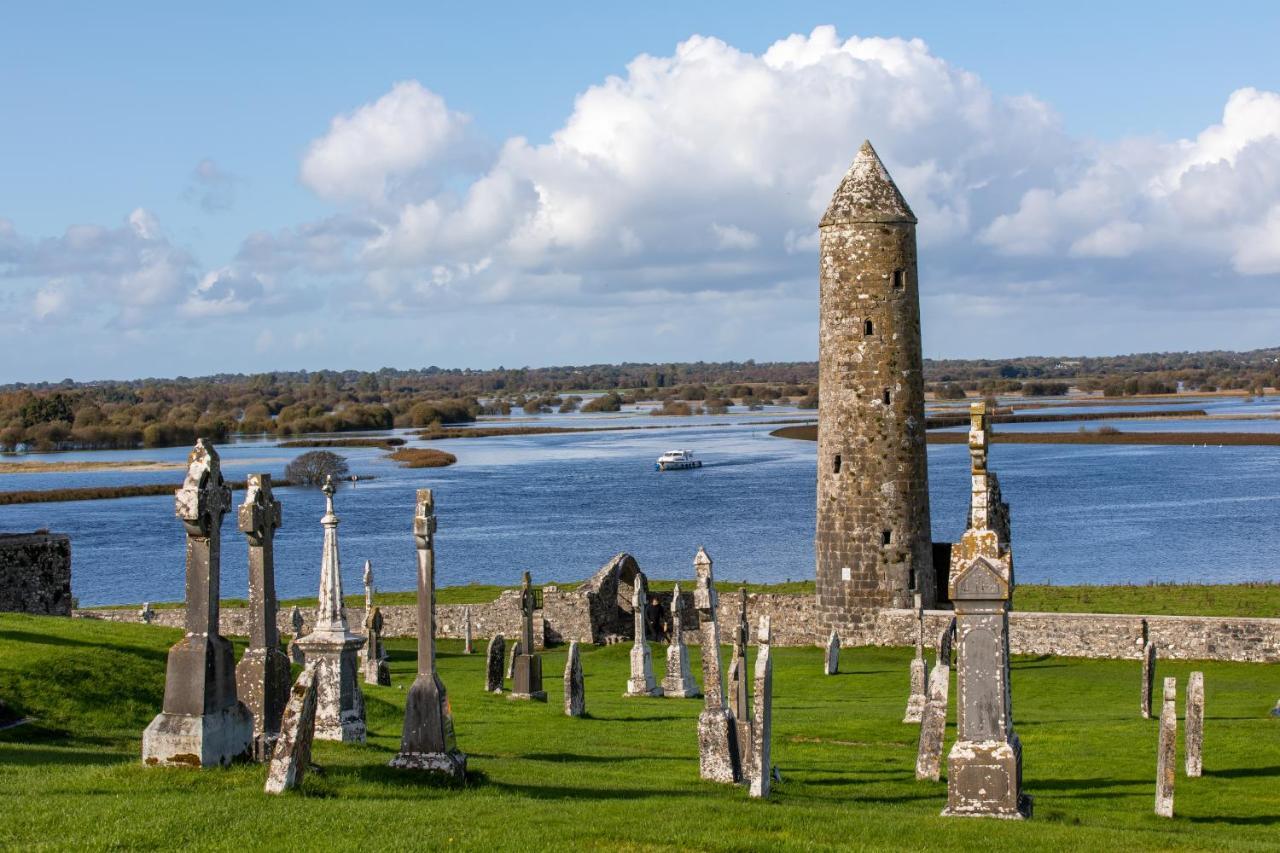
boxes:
[2,615,1278,851]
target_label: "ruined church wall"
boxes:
[1,532,72,616]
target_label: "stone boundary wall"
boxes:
[77,592,1280,663]
[1,532,72,616]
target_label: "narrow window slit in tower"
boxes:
[882,529,893,546]
[833,453,842,474]
[882,388,891,405]
[892,269,904,289]
[864,319,874,336]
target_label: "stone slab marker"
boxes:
[904,593,928,723]
[360,559,374,666]
[1156,677,1177,817]
[625,572,663,697]
[234,474,291,762]
[728,588,749,721]
[507,639,521,681]
[294,476,366,742]
[363,606,391,686]
[264,663,319,794]
[143,440,253,768]
[693,547,741,784]
[463,606,474,655]
[564,641,585,717]
[748,616,774,799]
[915,661,950,781]
[485,634,505,693]
[1141,628,1158,720]
[1185,671,1204,778]
[390,489,466,778]
[288,606,305,665]
[140,601,154,624]
[824,629,840,676]
[944,404,1031,818]
[663,582,700,698]
[509,572,546,701]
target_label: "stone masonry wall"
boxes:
[1,532,72,616]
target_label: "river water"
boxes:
[3,397,1279,606]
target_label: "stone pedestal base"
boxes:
[625,644,662,697]
[510,654,546,701]
[663,646,701,698]
[388,750,468,779]
[296,633,366,743]
[697,708,741,783]
[142,703,253,768]
[943,737,1032,819]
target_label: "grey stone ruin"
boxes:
[293,476,366,742]
[464,605,474,655]
[288,606,305,665]
[1156,676,1177,817]
[1185,671,1204,778]
[390,488,466,778]
[264,663,319,795]
[234,474,291,762]
[662,582,700,698]
[142,440,253,768]
[748,615,774,799]
[507,639,521,681]
[824,628,840,676]
[509,572,546,701]
[944,402,1031,819]
[363,606,391,686]
[693,547,742,784]
[564,641,586,717]
[915,657,951,782]
[485,634,506,693]
[904,592,928,723]
[1141,620,1157,720]
[140,601,154,625]
[624,572,663,697]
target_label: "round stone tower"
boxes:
[815,140,934,630]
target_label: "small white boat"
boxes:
[655,449,702,471]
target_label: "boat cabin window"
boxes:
[833,453,841,474]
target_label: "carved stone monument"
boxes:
[294,476,366,742]
[464,606,474,655]
[904,592,928,723]
[748,616,774,799]
[728,588,750,722]
[288,606,305,665]
[625,573,662,697]
[1185,671,1204,778]
[915,660,950,781]
[693,547,741,784]
[1141,621,1157,720]
[507,639,521,681]
[234,473,290,761]
[264,663,319,794]
[485,634,505,693]
[509,572,546,701]
[662,582,700,698]
[359,559,374,665]
[390,489,466,778]
[140,601,154,625]
[824,628,840,676]
[564,641,585,717]
[142,440,253,768]
[1156,677,1177,817]
[943,403,1031,819]
[363,606,391,686]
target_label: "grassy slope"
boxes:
[2,614,1279,851]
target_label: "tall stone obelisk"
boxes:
[694,547,741,783]
[143,439,252,767]
[295,476,366,742]
[390,489,466,777]
[509,572,546,701]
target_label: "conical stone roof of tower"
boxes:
[821,140,916,226]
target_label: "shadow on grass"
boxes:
[1031,776,1146,792]
[522,752,679,764]
[1187,814,1280,827]
[0,743,130,767]
[0,630,166,664]
[1203,764,1280,779]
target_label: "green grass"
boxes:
[2,614,1278,850]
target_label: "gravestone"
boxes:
[390,489,467,777]
[564,641,585,717]
[464,606,474,655]
[140,602,154,625]
[728,588,750,722]
[288,606,305,665]
[363,606,391,686]
[142,440,253,768]
[915,660,950,781]
[294,476,366,742]
[748,616,773,799]
[1185,671,1204,778]
[509,572,546,701]
[234,474,291,761]
[507,639,521,681]
[693,547,741,784]
[624,572,662,697]
[1141,630,1158,720]
[263,663,319,794]
[662,582,700,698]
[359,560,374,666]
[904,593,928,723]
[485,634,506,693]
[1156,677,1177,817]
[937,617,956,667]
[944,403,1031,818]
[824,628,840,676]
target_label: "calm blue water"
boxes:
[3,404,1279,606]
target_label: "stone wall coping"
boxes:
[883,607,1280,628]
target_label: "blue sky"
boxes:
[3,2,1280,381]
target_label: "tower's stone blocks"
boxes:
[816,141,934,633]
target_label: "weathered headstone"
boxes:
[693,547,742,784]
[904,592,928,723]
[728,588,750,722]
[662,582,700,698]
[944,403,1031,818]
[509,572,546,701]
[235,474,291,761]
[937,617,956,667]
[359,559,374,666]
[140,601,154,625]
[463,606,474,655]
[625,572,663,697]
[748,616,773,799]
[915,660,951,781]
[824,628,840,676]
[1141,622,1157,720]
[390,489,467,777]
[1185,671,1204,778]
[1156,677,1177,817]
[288,606,305,665]
[485,634,506,693]
[507,639,521,681]
[564,641,585,717]
[363,606,391,686]
[294,476,366,742]
[142,440,253,768]
[263,663,319,794]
